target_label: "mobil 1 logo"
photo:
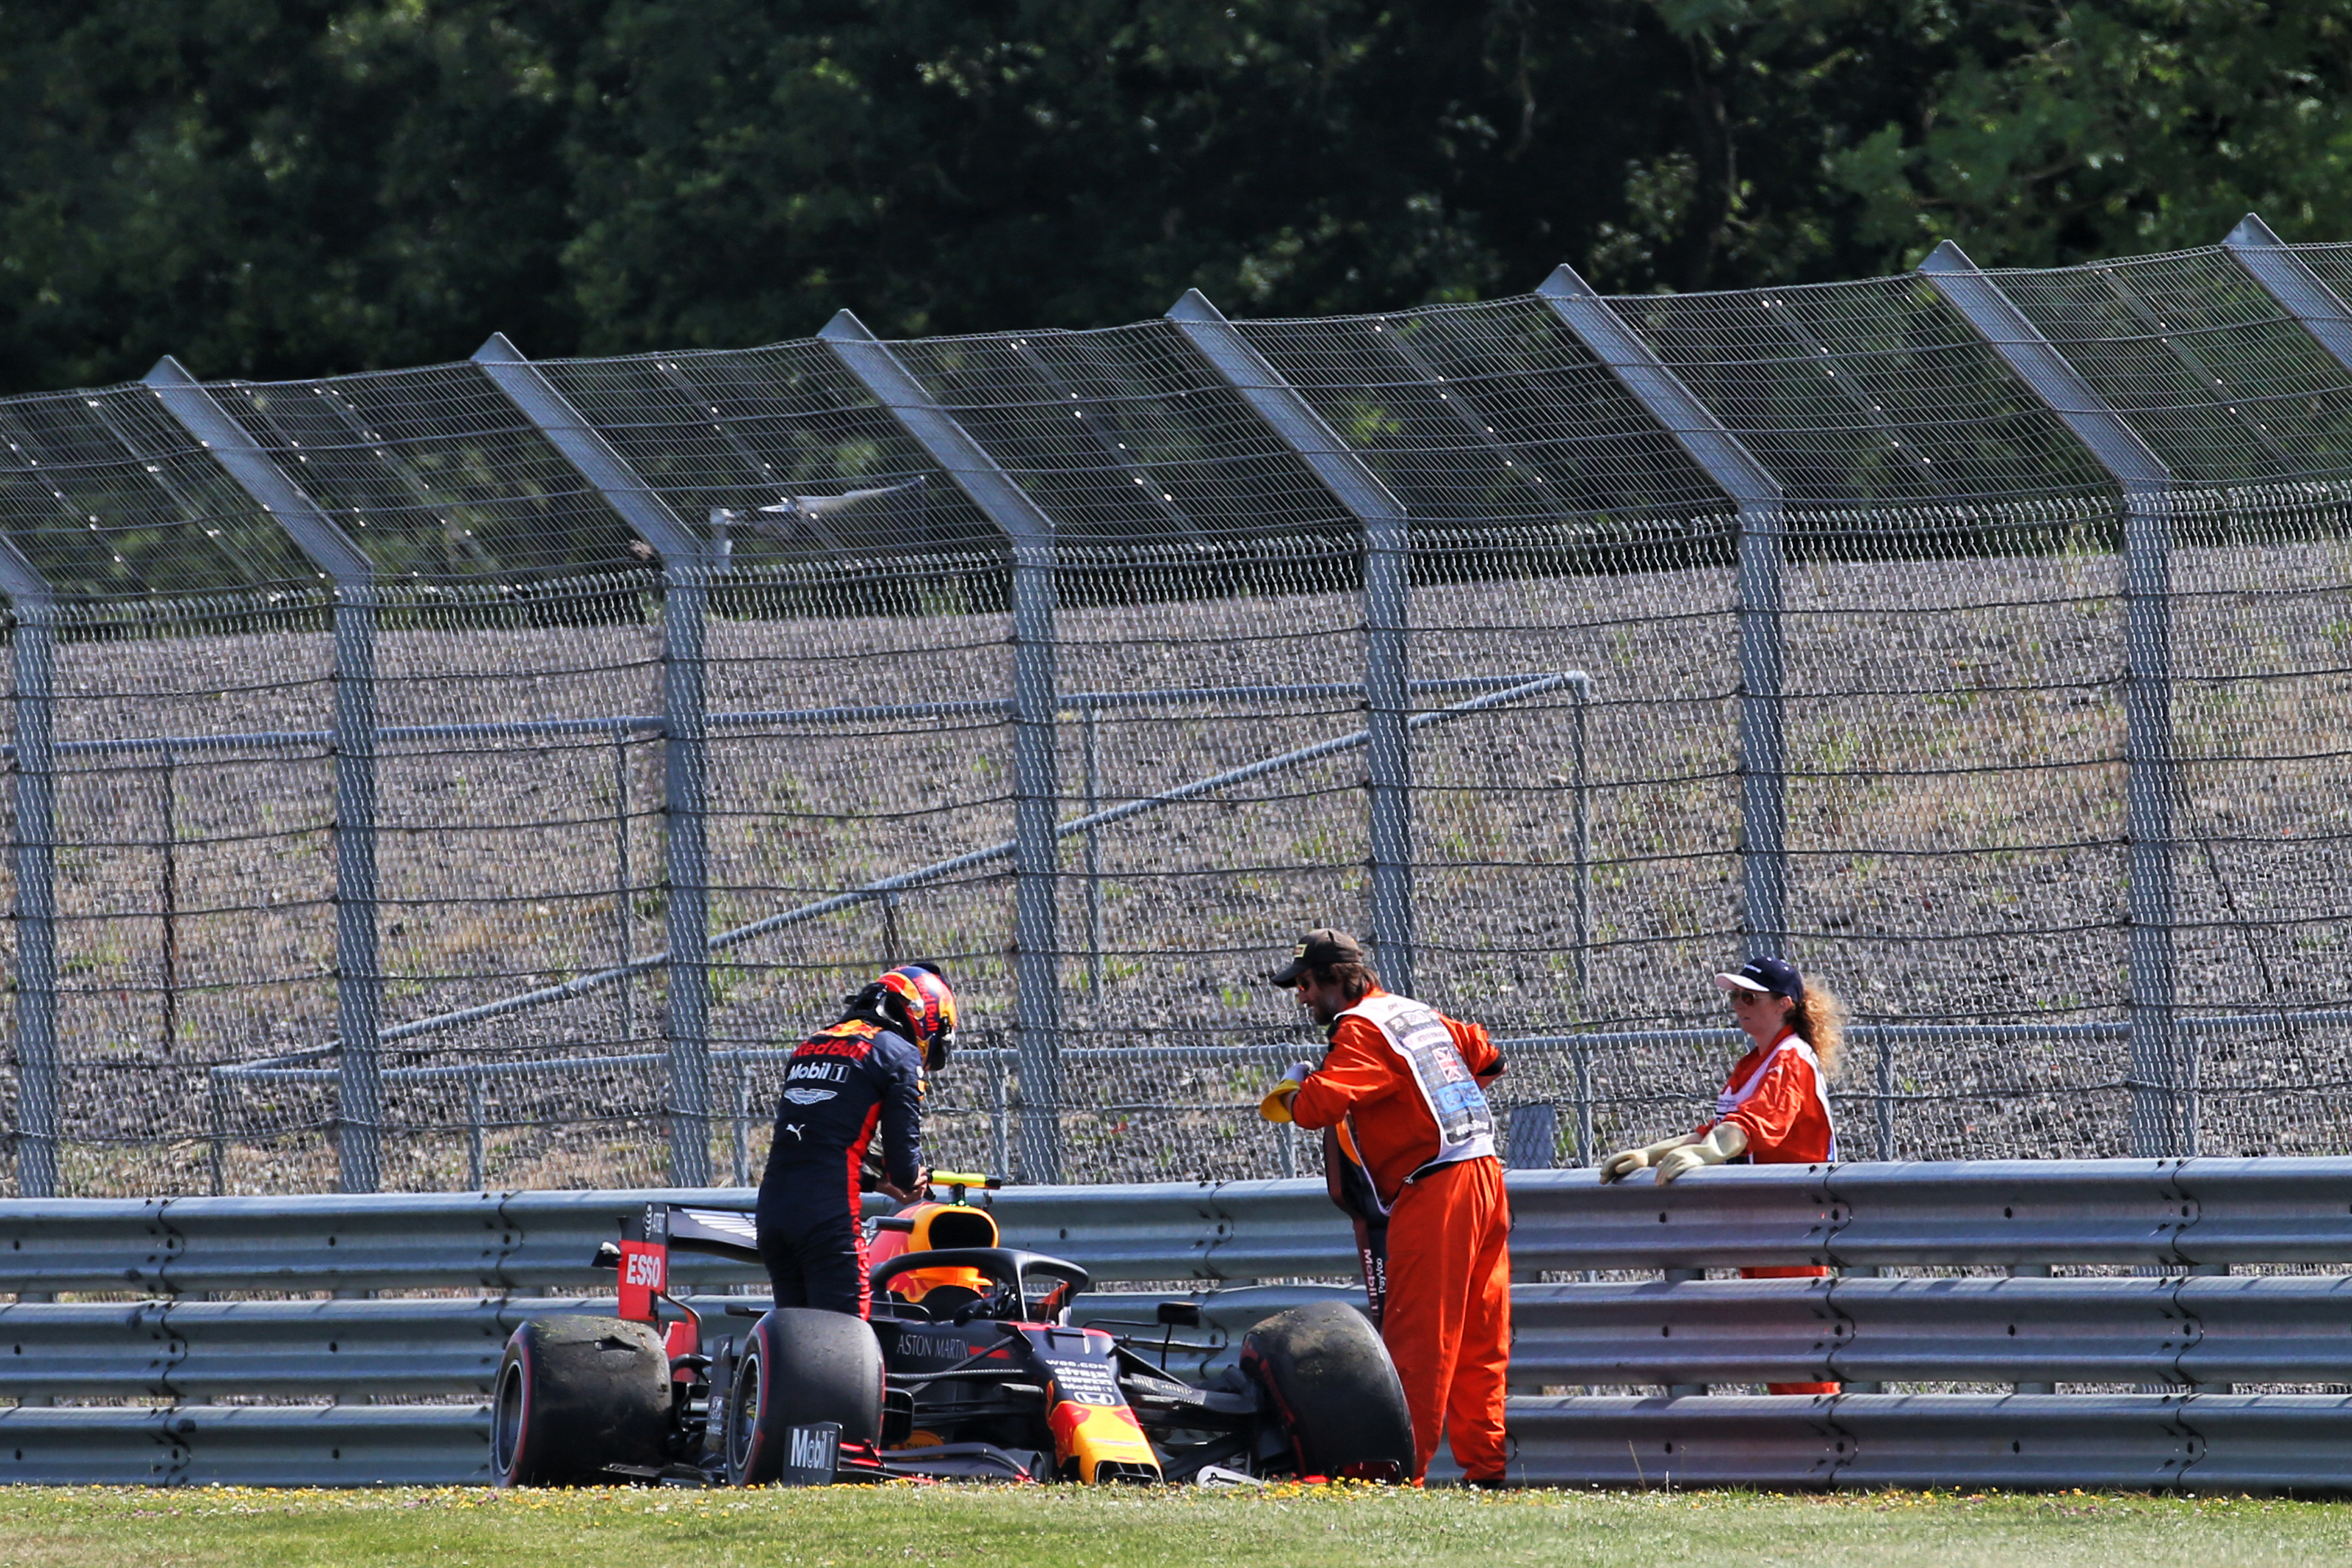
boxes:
[781,1421,841,1486]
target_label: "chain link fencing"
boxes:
[1,223,2349,1197]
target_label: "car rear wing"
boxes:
[590,1202,760,1324]
[662,1203,761,1264]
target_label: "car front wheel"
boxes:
[1241,1302,1414,1483]
[725,1307,885,1486]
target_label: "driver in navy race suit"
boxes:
[754,963,959,1319]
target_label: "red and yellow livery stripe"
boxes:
[1046,1397,1159,1482]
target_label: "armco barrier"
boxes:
[0,1285,1353,1404]
[7,1160,2352,1488]
[0,1181,1355,1295]
[1474,1393,2352,1492]
[1504,1275,2352,1388]
[0,1406,491,1487]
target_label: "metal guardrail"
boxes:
[0,1285,1350,1405]
[10,1274,2351,1406]
[1506,1275,2352,1388]
[11,1391,2349,1491]
[1504,1158,2352,1272]
[0,1406,492,1487]
[1437,1393,2352,1492]
[10,1158,2352,1292]
[0,1180,1361,1295]
[8,1160,2352,1488]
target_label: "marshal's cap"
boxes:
[1714,954,1805,1003]
[1269,928,1367,987]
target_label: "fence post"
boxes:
[1,548,57,1199]
[1875,1021,1896,1161]
[1080,699,1105,1000]
[1919,242,2186,1157]
[1572,1035,1594,1168]
[466,1068,485,1192]
[611,724,635,1044]
[731,1061,752,1188]
[2213,215,2352,1156]
[1537,267,1789,960]
[1165,290,1419,996]
[820,312,1066,1184]
[2224,211,2352,387]
[472,333,719,1186]
[146,358,389,1192]
[207,1067,226,1195]
[1569,673,1593,1012]
[990,1045,1010,1180]
[158,744,177,1054]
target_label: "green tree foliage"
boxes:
[1826,1,2352,263]
[1,1,2350,395]
[0,0,590,391]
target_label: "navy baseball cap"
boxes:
[1715,955,1804,1002]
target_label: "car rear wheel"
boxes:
[1242,1302,1414,1482]
[492,1314,671,1486]
[725,1307,885,1486]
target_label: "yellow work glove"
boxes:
[1653,1123,1749,1185]
[1258,1062,1314,1123]
[1596,1135,1697,1184]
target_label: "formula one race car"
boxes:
[491,1175,1414,1487]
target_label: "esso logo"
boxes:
[624,1252,665,1287]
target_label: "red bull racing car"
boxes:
[491,1175,1413,1487]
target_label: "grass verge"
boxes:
[2,1483,2350,1568]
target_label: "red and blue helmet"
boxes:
[875,964,959,1070]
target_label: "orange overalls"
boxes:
[1701,1027,1838,1394]
[1290,988,1511,1483]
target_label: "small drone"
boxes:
[708,475,926,561]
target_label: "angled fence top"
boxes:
[0,221,2347,600]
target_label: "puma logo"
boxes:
[782,1124,805,1141]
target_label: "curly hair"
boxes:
[1782,981,1847,1076]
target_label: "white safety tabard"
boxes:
[1338,993,1497,1178]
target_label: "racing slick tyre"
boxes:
[1241,1302,1415,1482]
[492,1314,671,1486]
[726,1307,886,1486]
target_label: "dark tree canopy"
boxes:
[2,0,2350,393]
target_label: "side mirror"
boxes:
[591,1240,623,1270]
[1155,1301,1203,1328]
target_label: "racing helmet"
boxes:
[874,962,959,1071]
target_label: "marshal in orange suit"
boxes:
[1259,928,1511,1488]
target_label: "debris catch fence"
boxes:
[4,217,2352,1197]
